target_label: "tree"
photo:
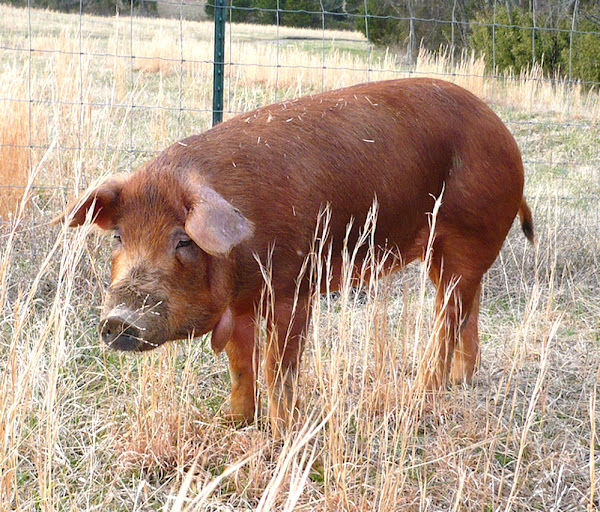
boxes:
[470,2,600,84]
[282,0,322,28]
[206,0,349,28]
[6,0,156,15]
[206,0,257,23]
[355,0,481,54]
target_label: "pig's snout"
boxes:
[100,308,157,352]
[100,314,141,351]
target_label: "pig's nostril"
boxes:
[100,316,142,351]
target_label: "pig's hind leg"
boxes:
[418,238,484,390]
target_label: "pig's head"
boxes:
[55,168,253,354]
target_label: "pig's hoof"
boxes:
[221,403,256,426]
[449,358,476,385]
[416,371,446,392]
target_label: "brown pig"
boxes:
[56,78,534,436]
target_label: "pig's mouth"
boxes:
[100,317,159,351]
[99,304,166,352]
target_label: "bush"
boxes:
[355,0,408,47]
[470,5,561,75]
[8,0,156,15]
[206,0,345,28]
[470,4,600,85]
[355,0,480,52]
[205,0,254,23]
[282,0,321,28]
[563,17,600,84]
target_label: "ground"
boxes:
[0,4,599,510]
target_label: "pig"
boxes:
[56,78,534,436]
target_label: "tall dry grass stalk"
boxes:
[0,65,34,221]
[159,201,570,511]
[223,43,600,121]
[0,140,89,506]
[0,5,598,509]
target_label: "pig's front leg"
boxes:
[223,313,258,424]
[265,299,309,439]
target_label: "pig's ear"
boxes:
[185,185,253,256]
[52,174,128,230]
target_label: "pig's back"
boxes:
[164,78,523,292]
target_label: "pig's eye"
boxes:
[176,238,193,249]
[112,233,122,245]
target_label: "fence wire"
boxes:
[0,0,598,231]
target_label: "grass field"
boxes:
[1,4,600,511]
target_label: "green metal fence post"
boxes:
[212,0,226,126]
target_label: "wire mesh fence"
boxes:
[0,0,598,230]
[1,3,599,510]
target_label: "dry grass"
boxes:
[0,65,34,220]
[1,3,599,511]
